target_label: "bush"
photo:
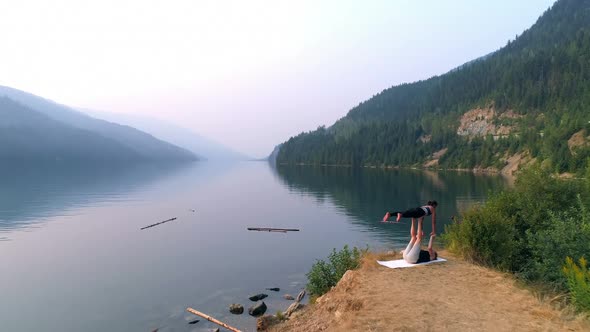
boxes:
[442,201,516,271]
[527,202,590,285]
[443,163,590,289]
[306,259,334,297]
[511,164,584,233]
[563,257,590,312]
[306,245,365,296]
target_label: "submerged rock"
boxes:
[188,318,200,324]
[266,287,280,292]
[229,303,244,314]
[249,301,267,316]
[249,293,268,301]
[283,294,295,300]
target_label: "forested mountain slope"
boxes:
[277,0,590,174]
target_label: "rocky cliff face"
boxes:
[456,107,522,140]
[568,129,590,154]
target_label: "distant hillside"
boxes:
[277,0,590,175]
[267,144,282,165]
[0,86,197,162]
[0,97,141,161]
[84,110,248,161]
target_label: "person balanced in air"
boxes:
[382,200,438,263]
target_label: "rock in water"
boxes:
[266,287,280,292]
[249,293,268,301]
[283,294,295,300]
[188,319,200,324]
[229,303,244,314]
[248,301,267,316]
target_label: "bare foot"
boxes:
[396,213,402,222]
[382,212,390,222]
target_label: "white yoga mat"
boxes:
[377,258,447,269]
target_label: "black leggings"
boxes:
[390,207,426,219]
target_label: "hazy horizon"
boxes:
[0,0,556,158]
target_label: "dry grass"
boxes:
[359,250,398,270]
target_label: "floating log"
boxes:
[247,227,299,232]
[140,217,178,230]
[186,308,242,332]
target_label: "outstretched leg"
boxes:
[402,236,415,260]
[418,217,425,237]
[403,219,417,260]
[404,234,422,263]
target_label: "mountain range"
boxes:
[83,110,249,161]
[0,85,243,163]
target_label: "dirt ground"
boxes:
[268,251,589,332]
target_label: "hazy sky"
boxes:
[0,0,556,158]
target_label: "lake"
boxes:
[0,161,508,332]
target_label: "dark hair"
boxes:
[427,200,438,207]
[434,251,438,260]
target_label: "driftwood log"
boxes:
[295,289,306,303]
[258,289,307,330]
[186,307,242,332]
[247,227,300,233]
[140,217,178,230]
[284,290,306,317]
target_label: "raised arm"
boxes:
[430,209,436,236]
[428,234,437,260]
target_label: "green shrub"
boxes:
[563,257,590,312]
[306,245,365,296]
[443,163,590,288]
[527,202,590,286]
[511,164,584,233]
[306,259,334,296]
[442,202,516,271]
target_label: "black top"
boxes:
[416,250,432,263]
[421,206,432,216]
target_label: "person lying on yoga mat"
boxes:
[402,216,438,263]
[382,200,437,237]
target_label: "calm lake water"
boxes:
[0,162,508,332]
